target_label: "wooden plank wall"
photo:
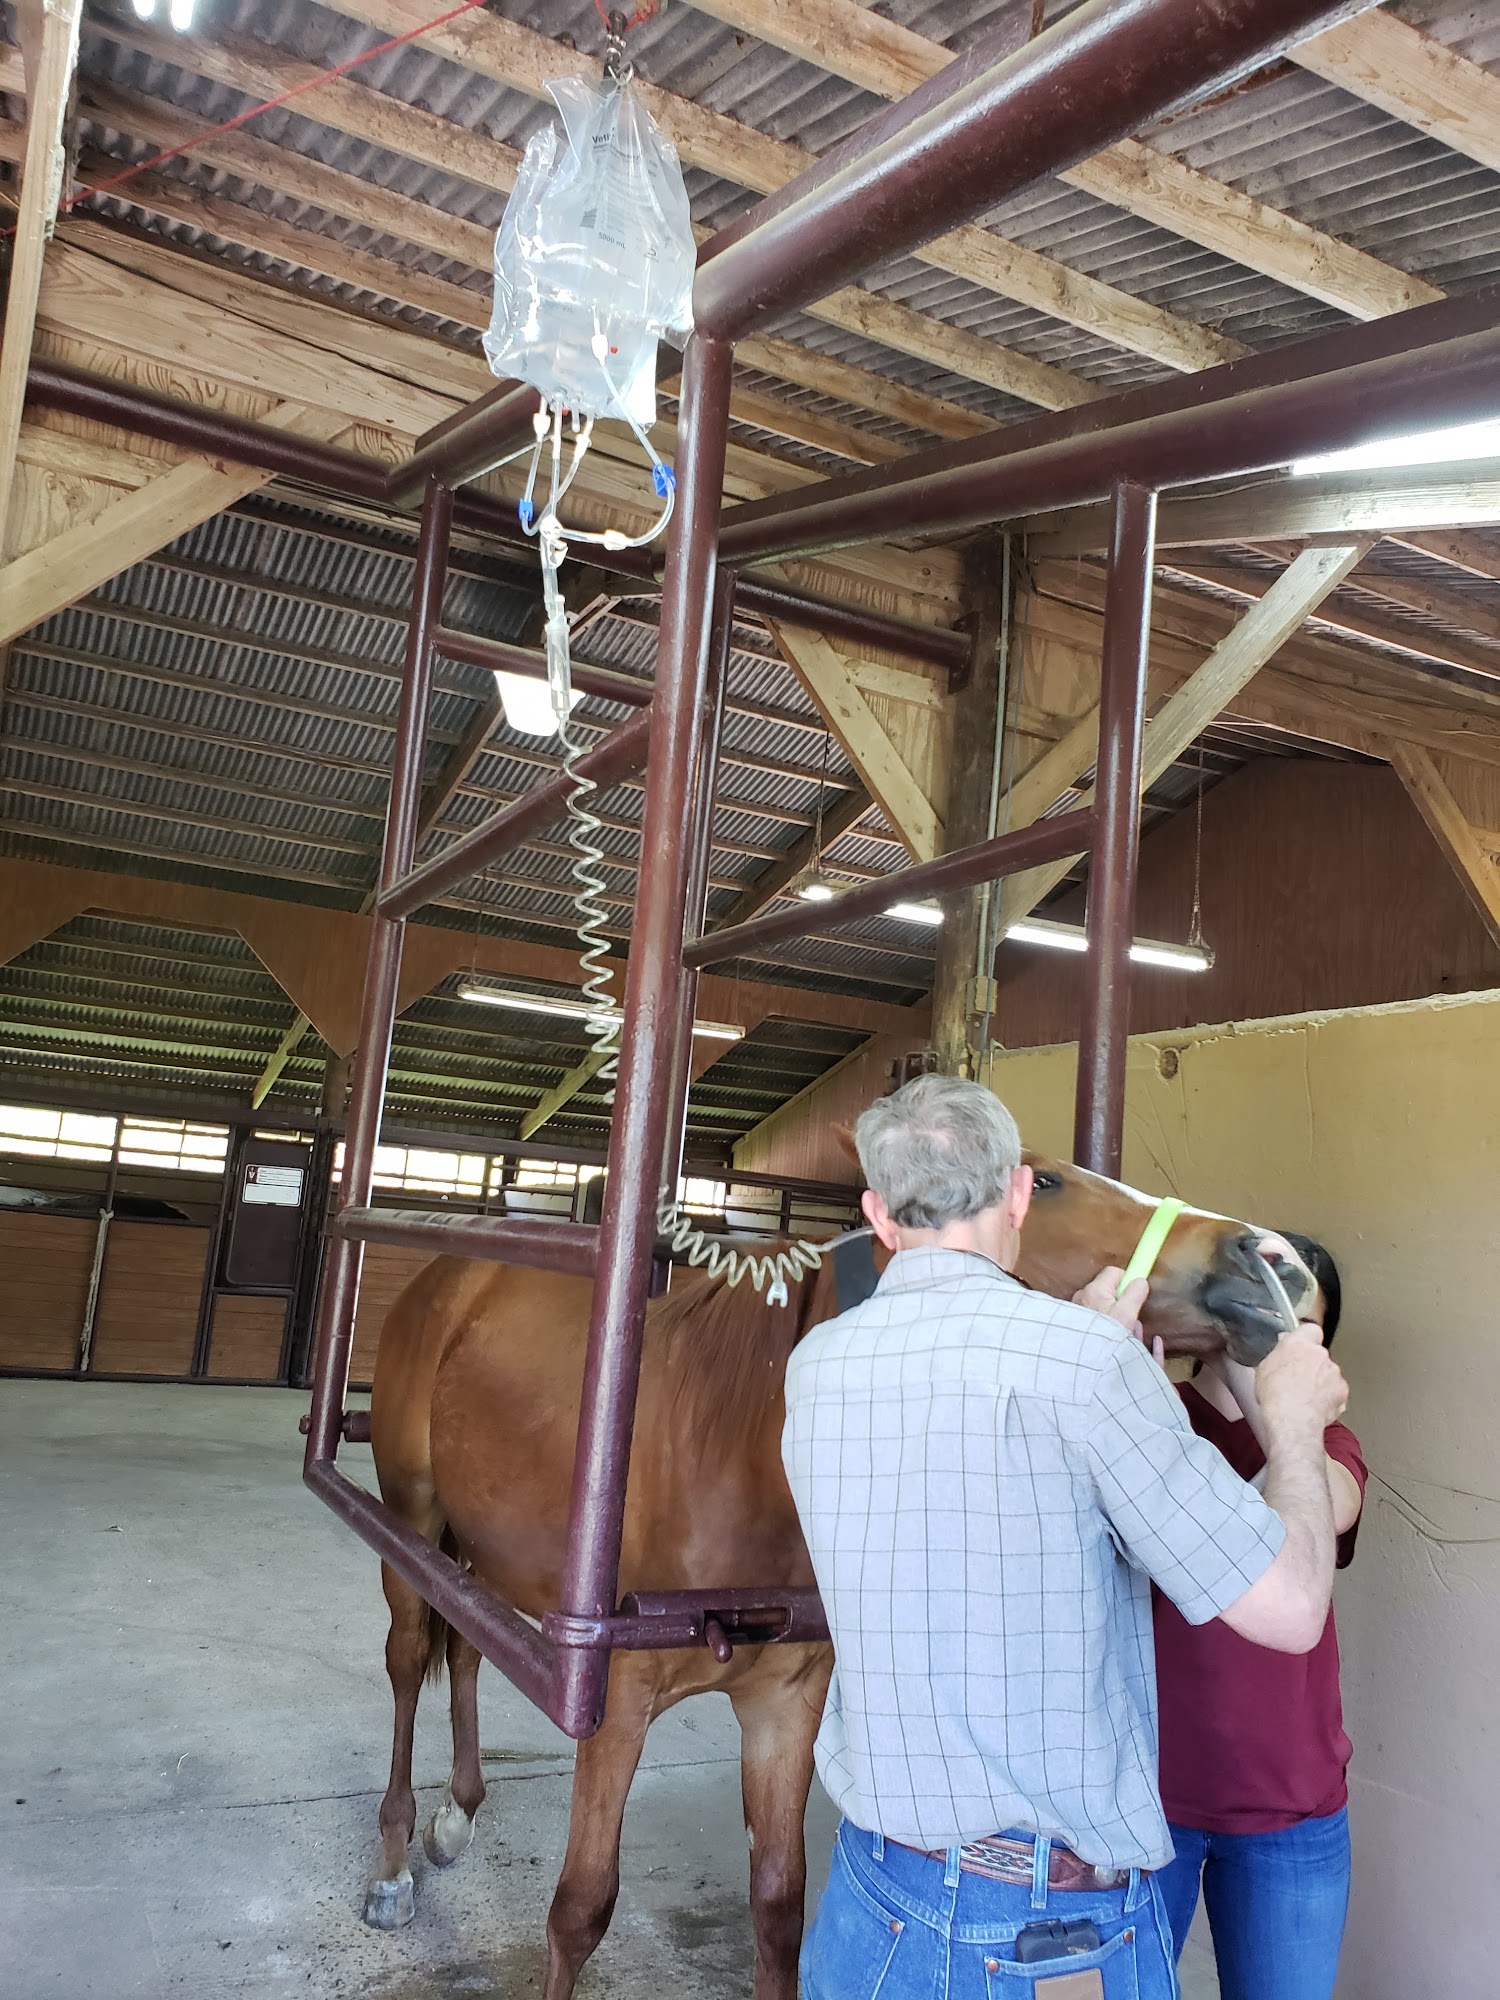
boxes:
[0,1211,96,1369]
[991,760,1500,1050]
[206,1294,288,1381]
[88,1222,210,1375]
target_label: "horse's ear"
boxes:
[831,1123,860,1169]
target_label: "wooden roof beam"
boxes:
[682,0,1443,325]
[1294,7,1500,178]
[0,0,82,555]
[320,0,1233,378]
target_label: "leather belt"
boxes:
[905,1832,1133,1893]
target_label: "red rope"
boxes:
[592,0,662,38]
[9,0,491,232]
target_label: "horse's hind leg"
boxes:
[363,1562,435,1930]
[423,1625,485,1867]
[730,1647,833,2000]
[543,1655,656,2000]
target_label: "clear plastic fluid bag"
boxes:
[484,74,695,430]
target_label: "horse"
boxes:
[362,1149,1312,1997]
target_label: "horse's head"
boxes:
[1017,1151,1315,1364]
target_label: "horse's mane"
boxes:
[651,1253,826,1467]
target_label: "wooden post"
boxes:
[0,0,84,556]
[930,534,1009,1075]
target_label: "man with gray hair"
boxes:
[783,1073,1348,2000]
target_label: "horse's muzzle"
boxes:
[1201,1231,1313,1365]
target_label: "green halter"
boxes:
[1117,1196,1186,1297]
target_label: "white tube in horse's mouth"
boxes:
[1252,1232,1306,1335]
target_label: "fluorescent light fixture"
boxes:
[1005,917,1213,973]
[169,0,196,27]
[1293,416,1500,478]
[458,984,743,1039]
[132,0,157,15]
[492,670,582,738]
[885,901,944,926]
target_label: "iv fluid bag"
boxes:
[484,76,695,430]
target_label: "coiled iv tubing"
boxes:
[522,400,824,1308]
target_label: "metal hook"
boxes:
[603,8,633,86]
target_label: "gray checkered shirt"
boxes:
[782,1247,1284,1870]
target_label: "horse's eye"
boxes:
[1032,1170,1063,1193]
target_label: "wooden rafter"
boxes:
[771,624,945,862]
[1026,461,1500,558]
[318,0,1233,380]
[674,0,1444,338]
[1386,741,1500,951]
[993,543,1372,932]
[1295,8,1500,178]
[9,19,1090,418]
[0,403,351,644]
[0,0,83,555]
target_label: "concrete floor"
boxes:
[2,1382,1217,1999]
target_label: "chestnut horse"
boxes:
[363,1151,1310,1996]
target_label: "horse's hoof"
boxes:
[423,1797,475,1868]
[363,1868,415,1930]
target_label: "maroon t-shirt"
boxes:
[1153,1381,1367,1834]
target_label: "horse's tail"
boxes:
[424,1525,459,1684]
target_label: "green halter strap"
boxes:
[1117,1196,1186,1297]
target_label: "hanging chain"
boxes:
[1188,737,1207,952]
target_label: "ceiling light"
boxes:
[458,984,743,1039]
[1292,416,1500,478]
[169,0,196,28]
[885,901,944,926]
[492,670,582,738]
[1005,917,1213,972]
[789,865,837,902]
[132,0,157,16]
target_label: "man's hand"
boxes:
[1073,1267,1151,1344]
[1255,1322,1348,1442]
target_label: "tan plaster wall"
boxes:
[986,991,1500,1999]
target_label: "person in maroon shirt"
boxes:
[1153,1235,1366,2000]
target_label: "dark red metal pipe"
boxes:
[718,321,1500,563]
[719,286,1500,563]
[732,578,968,672]
[308,1462,558,1711]
[662,572,735,1192]
[1074,483,1156,1177]
[435,627,654,708]
[23,358,966,670]
[694,0,1369,342]
[332,1207,600,1277]
[388,380,544,509]
[686,805,1098,971]
[27,357,393,501]
[377,708,654,920]
[553,334,737,1740]
[303,480,452,1474]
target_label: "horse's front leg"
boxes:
[730,1644,834,2000]
[543,1654,657,2000]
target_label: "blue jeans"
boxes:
[1155,1807,1351,2000]
[802,1822,1180,1999]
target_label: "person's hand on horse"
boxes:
[1072,1267,1154,1355]
[1255,1322,1348,1440]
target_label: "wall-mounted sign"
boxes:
[243,1163,304,1207]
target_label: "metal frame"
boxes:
[23,0,1404,1737]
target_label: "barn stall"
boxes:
[3,0,1500,1995]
